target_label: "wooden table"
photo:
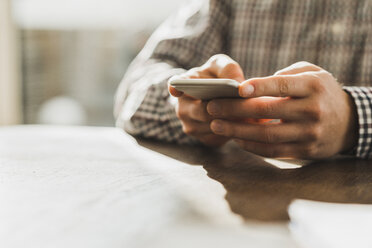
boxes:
[1,126,371,248]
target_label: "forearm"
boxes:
[114,0,230,144]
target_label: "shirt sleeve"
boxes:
[114,0,230,144]
[343,86,372,159]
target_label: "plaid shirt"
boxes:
[115,0,372,159]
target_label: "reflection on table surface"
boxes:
[138,138,372,221]
[1,125,371,248]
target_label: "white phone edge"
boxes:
[169,78,240,88]
[169,78,241,100]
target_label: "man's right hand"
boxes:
[168,54,245,146]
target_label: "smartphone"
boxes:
[169,78,241,100]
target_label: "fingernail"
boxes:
[241,84,254,97]
[211,120,225,134]
[207,101,221,116]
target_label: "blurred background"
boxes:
[0,0,185,127]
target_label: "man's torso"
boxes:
[227,0,372,86]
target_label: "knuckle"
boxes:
[307,125,322,141]
[199,66,211,75]
[215,53,230,60]
[210,54,222,61]
[302,143,318,158]
[261,127,277,143]
[224,61,240,70]
[254,83,265,96]
[185,67,202,78]
[209,54,228,64]
[309,75,325,93]
[277,77,290,96]
[315,104,325,120]
[182,124,196,135]
[293,61,312,68]
[176,103,188,120]
[256,101,275,116]
[224,123,236,137]
[191,101,208,121]
[218,62,240,78]
[303,102,323,121]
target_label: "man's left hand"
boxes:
[206,62,358,159]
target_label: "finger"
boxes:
[181,118,213,136]
[239,73,319,98]
[234,139,301,158]
[169,86,202,100]
[274,61,322,76]
[206,54,245,82]
[184,67,215,79]
[207,97,307,120]
[169,85,184,97]
[210,120,308,143]
[178,97,212,122]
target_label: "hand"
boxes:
[168,54,245,146]
[207,61,358,159]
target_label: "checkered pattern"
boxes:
[344,87,372,158]
[115,0,372,158]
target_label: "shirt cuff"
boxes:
[343,87,372,159]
